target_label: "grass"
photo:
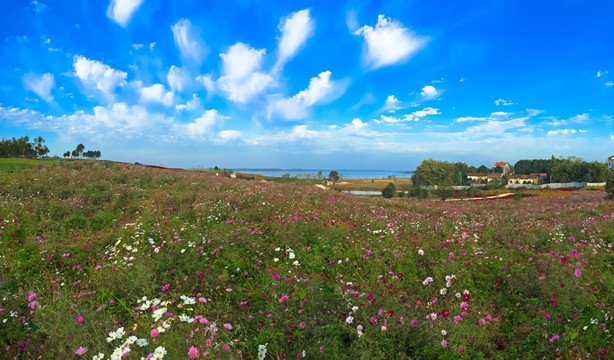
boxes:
[0,158,53,173]
[0,160,613,359]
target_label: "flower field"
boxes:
[1,160,613,359]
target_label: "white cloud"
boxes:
[176,94,201,111]
[172,19,208,65]
[346,9,359,32]
[73,55,127,98]
[184,110,227,139]
[494,98,514,106]
[374,107,439,124]
[217,42,274,103]
[32,1,49,14]
[569,113,589,123]
[249,125,325,145]
[463,117,527,137]
[131,43,144,50]
[267,70,345,120]
[597,70,608,78]
[167,65,190,93]
[382,95,401,112]
[23,73,54,102]
[420,85,438,100]
[276,9,315,69]
[547,128,586,136]
[456,116,487,123]
[106,0,144,27]
[217,130,242,142]
[527,108,545,117]
[139,83,174,107]
[195,74,216,99]
[611,135,614,142]
[149,42,156,51]
[606,81,613,87]
[354,14,428,69]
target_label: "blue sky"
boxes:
[1,0,613,170]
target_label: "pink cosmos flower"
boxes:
[410,320,417,326]
[162,284,169,292]
[223,323,233,330]
[575,268,582,277]
[76,316,83,323]
[188,346,200,358]
[75,347,87,355]
[441,340,447,348]
[150,329,159,337]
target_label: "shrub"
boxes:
[382,182,396,198]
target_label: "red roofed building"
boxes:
[493,161,511,174]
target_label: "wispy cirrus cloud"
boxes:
[172,19,208,66]
[22,73,54,102]
[275,9,315,71]
[266,70,346,120]
[354,14,428,70]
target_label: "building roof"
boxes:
[609,155,614,159]
[530,172,547,177]
[493,161,510,167]
[467,172,487,177]
[487,173,502,179]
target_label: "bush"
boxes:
[606,172,614,199]
[382,182,396,198]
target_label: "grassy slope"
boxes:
[0,160,613,359]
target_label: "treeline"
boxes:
[514,156,608,183]
[0,136,49,158]
[63,144,101,160]
[413,156,610,186]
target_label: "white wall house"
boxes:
[609,155,614,171]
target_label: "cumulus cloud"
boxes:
[172,19,208,65]
[606,81,614,87]
[182,110,230,140]
[275,9,315,70]
[597,70,608,78]
[73,55,127,98]
[217,42,274,103]
[248,125,325,145]
[267,70,346,120]
[167,65,190,93]
[217,129,242,142]
[106,0,144,27]
[354,14,428,70]
[455,116,487,123]
[455,111,509,123]
[494,98,514,106]
[139,83,174,107]
[420,85,438,100]
[569,113,589,123]
[381,95,401,113]
[175,94,201,111]
[23,73,54,102]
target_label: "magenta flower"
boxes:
[162,284,170,291]
[75,346,87,356]
[75,316,83,323]
[544,312,551,320]
[441,339,447,347]
[150,329,159,337]
[575,268,582,277]
[410,320,417,326]
[188,346,200,358]
[223,323,233,330]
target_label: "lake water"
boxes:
[232,169,414,179]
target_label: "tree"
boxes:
[71,149,79,158]
[606,172,614,199]
[76,143,85,158]
[382,182,396,198]
[477,165,489,173]
[33,136,49,158]
[494,166,503,174]
[317,170,323,180]
[412,159,455,186]
[63,151,70,158]
[328,171,340,183]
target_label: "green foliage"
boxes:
[381,182,396,198]
[606,171,614,198]
[0,135,49,159]
[328,170,340,183]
